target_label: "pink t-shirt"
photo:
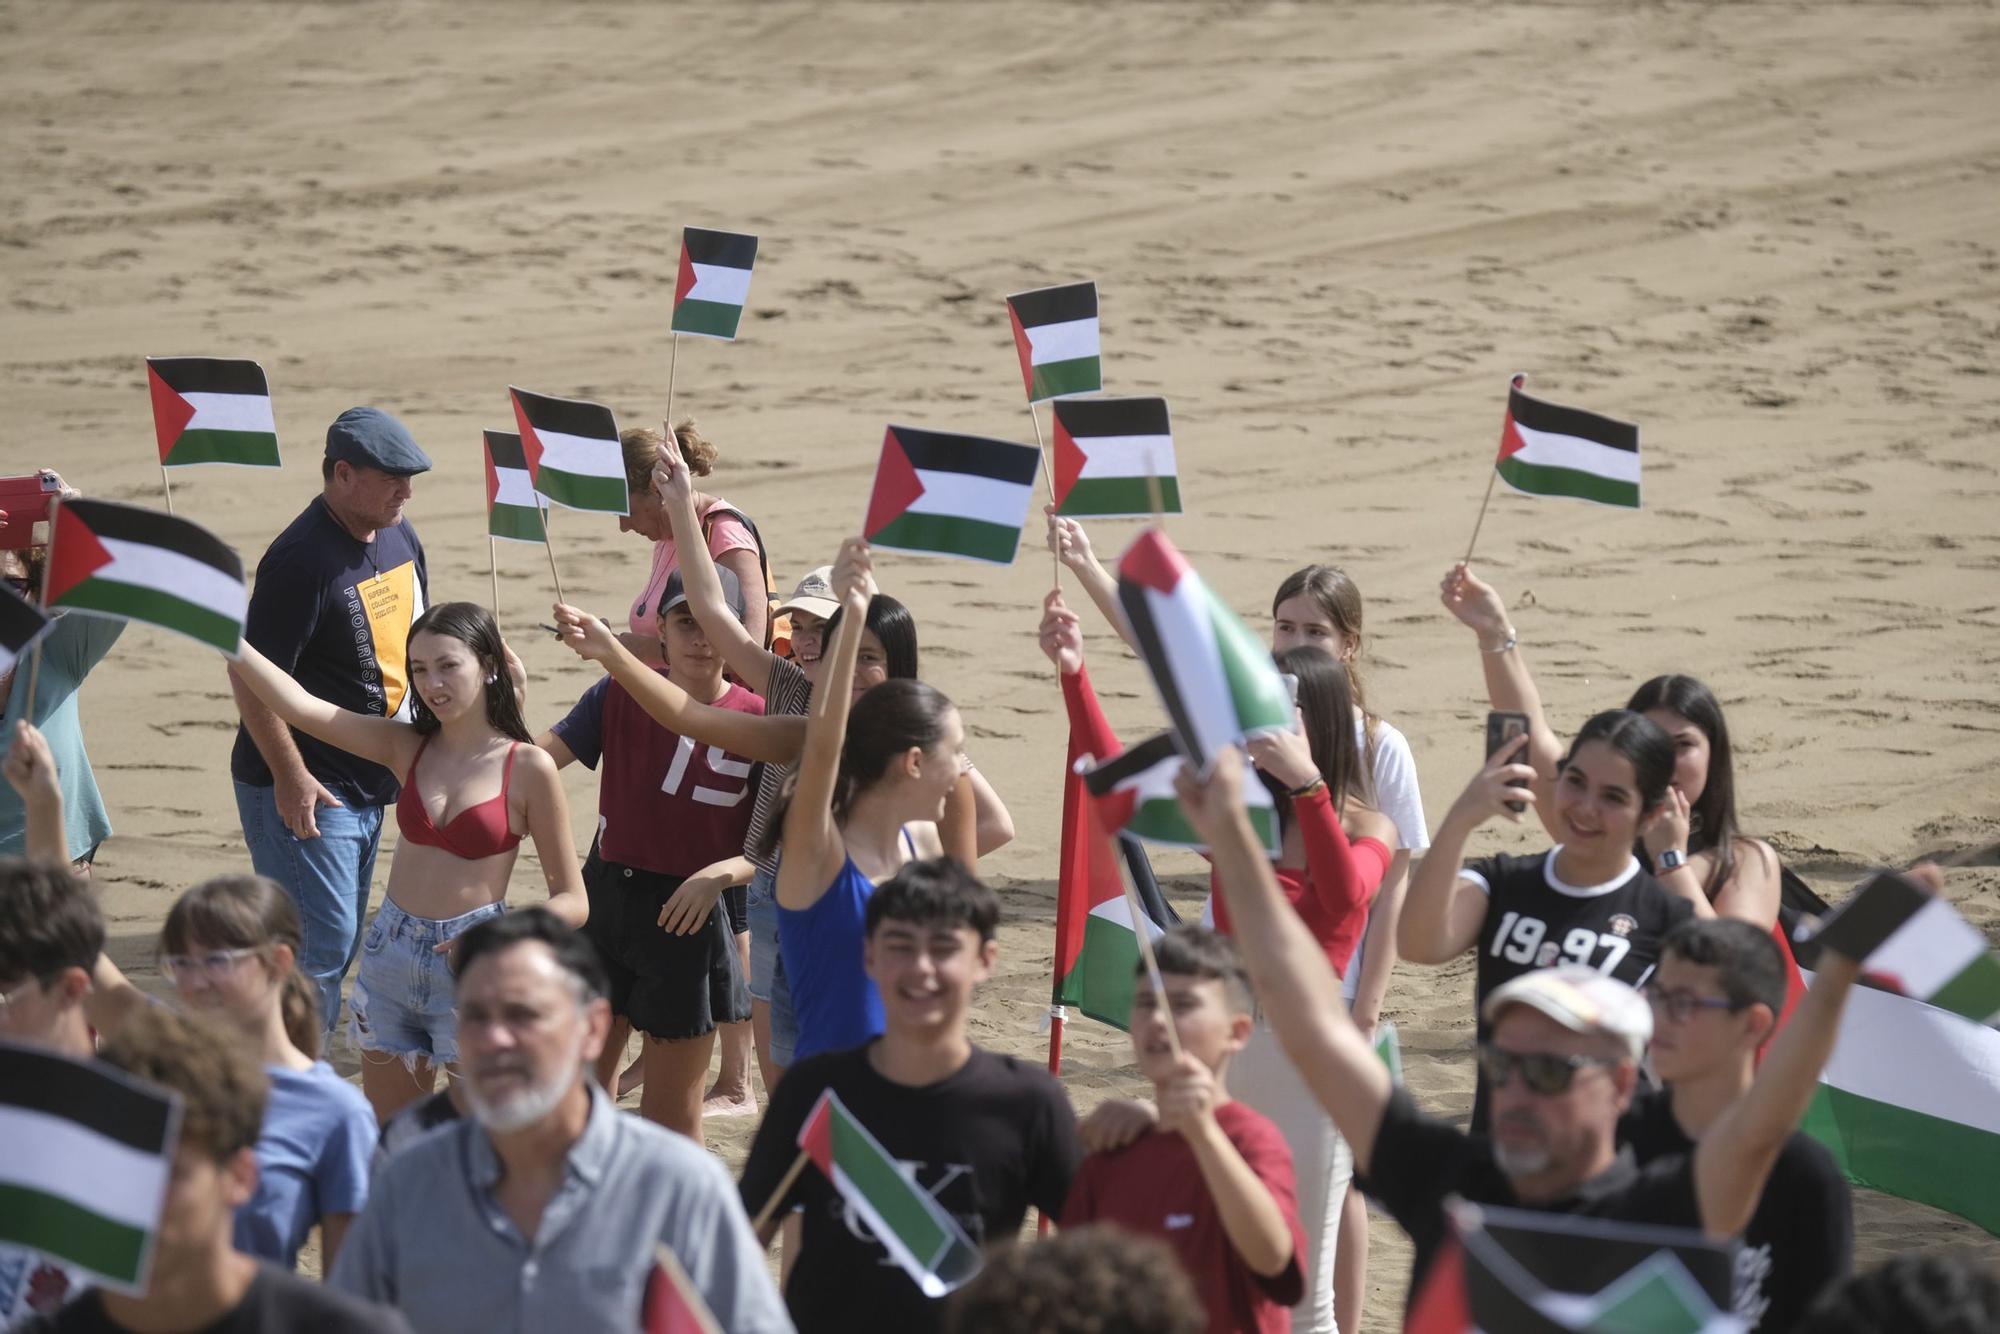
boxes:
[627,498,758,641]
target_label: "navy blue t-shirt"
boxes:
[230,498,428,807]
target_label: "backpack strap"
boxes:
[699,504,780,649]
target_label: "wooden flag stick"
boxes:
[23,491,59,717]
[540,512,567,605]
[1462,467,1499,566]
[666,332,680,431]
[750,1147,813,1236]
[488,536,500,616]
[159,465,176,516]
[1027,403,1060,589]
[1145,448,1167,527]
[1123,870,1183,1062]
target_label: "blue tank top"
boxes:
[777,830,915,1062]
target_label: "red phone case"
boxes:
[0,475,59,550]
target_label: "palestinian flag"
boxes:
[145,357,280,469]
[1051,396,1179,517]
[1803,869,2000,1025]
[643,1244,721,1334]
[0,1045,180,1293]
[508,387,628,515]
[1079,731,1277,855]
[482,431,546,544]
[1116,528,1293,768]
[799,1089,982,1297]
[1496,375,1641,509]
[863,426,1040,565]
[672,228,758,340]
[1376,1021,1405,1084]
[44,500,246,656]
[1056,734,1178,1033]
[0,582,52,677]
[1006,282,1101,402]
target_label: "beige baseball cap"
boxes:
[775,565,838,621]
[1480,965,1652,1061]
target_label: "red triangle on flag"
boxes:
[864,429,926,539]
[799,1090,835,1176]
[1495,372,1530,463]
[1007,303,1036,400]
[148,364,197,464]
[44,504,115,605]
[508,391,546,484]
[643,1246,721,1334]
[1052,414,1086,507]
[1118,528,1189,596]
[674,242,698,310]
[1403,1231,1474,1334]
[482,437,500,510]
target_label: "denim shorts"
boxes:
[349,897,505,1067]
[744,865,799,1064]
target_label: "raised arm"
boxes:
[774,538,874,911]
[1161,1053,1296,1278]
[1046,509,1129,651]
[654,431,780,695]
[512,745,587,930]
[1398,740,1532,965]
[1177,747,1394,1171]
[1440,563,1563,836]
[4,720,66,861]
[227,640,411,774]
[549,604,806,765]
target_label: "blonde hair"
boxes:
[161,875,321,1061]
[620,419,719,492]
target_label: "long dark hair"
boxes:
[1264,646,1375,833]
[1562,709,1674,812]
[162,876,321,1061]
[821,593,919,682]
[758,679,956,859]
[405,602,532,743]
[1626,674,1742,899]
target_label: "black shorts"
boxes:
[581,853,749,1041]
[723,884,748,935]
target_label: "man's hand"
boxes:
[3,720,60,806]
[274,766,342,839]
[1079,1097,1160,1152]
[1156,1053,1223,1139]
[658,867,731,935]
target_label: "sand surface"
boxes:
[5,0,1997,1321]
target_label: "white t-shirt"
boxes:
[1345,716,1427,1001]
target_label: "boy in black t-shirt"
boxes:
[739,858,1080,1334]
[1626,919,1852,1333]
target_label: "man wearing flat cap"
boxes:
[229,406,431,1044]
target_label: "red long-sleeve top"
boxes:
[1062,663,1390,977]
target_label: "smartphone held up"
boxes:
[1485,710,1531,814]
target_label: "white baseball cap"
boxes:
[775,565,838,621]
[1480,965,1652,1062]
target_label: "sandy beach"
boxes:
[4,1,1997,1321]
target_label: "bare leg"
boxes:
[639,1030,716,1144]
[1335,1183,1369,1334]
[705,929,757,1115]
[595,1016,632,1094]
[750,1000,779,1098]
[361,1051,436,1124]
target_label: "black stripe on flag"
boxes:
[0,1045,176,1154]
[1,583,50,655]
[1006,282,1097,330]
[889,426,1041,485]
[1081,731,1182,798]
[683,228,759,270]
[1509,385,1637,453]
[1054,396,1170,440]
[1114,578,1206,767]
[1803,869,1929,961]
[63,500,243,581]
[484,430,529,471]
[144,357,269,399]
[508,388,619,444]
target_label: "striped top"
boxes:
[742,657,813,874]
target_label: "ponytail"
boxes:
[279,968,322,1062]
[761,680,955,858]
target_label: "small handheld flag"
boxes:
[1802,869,2000,1027]
[672,228,759,341]
[1006,282,1101,402]
[863,426,1041,565]
[145,357,280,469]
[0,1043,181,1295]
[482,431,547,544]
[0,583,52,677]
[1495,376,1641,509]
[44,500,246,656]
[643,1244,722,1334]
[1079,731,1278,855]
[1051,397,1179,517]
[507,387,628,516]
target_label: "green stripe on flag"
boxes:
[59,580,240,654]
[1496,456,1639,508]
[162,429,281,468]
[1030,357,1102,401]
[1128,797,1277,855]
[673,299,745,339]
[488,503,546,544]
[533,469,629,514]
[1928,954,2000,1024]
[832,1112,951,1268]
[0,1181,149,1284]
[1062,913,1143,1030]
[1208,597,1294,739]
[869,512,1020,564]
[1802,1083,2000,1235]
[1059,476,1180,517]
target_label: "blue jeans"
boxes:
[351,897,505,1066]
[745,865,799,1065]
[235,781,384,1042]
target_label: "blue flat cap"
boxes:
[325,407,432,475]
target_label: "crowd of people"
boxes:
[0,404,1994,1334]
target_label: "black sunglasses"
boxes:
[1476,1043,1622,1096]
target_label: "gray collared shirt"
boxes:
[330,1082,791,1333]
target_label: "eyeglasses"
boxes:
[1642,983,1743,1024]
[1476,1044,1622,1096]
[160,948,261,982]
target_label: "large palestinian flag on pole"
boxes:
[1051,396,1179,517]
[798,1089,982,1297]
[145,357,280,469]
[672,228,758,340]
[1079,730,1278,855]
[0,1044,180,1293]
[482,431,547,544]
[863,426,1040,565]
[508,388,628,515]
[0,583,52,677]
[1005,282,1101,402]
[44,500,246,656]
[1116,528,1294,769]
[1495,375,1641,509]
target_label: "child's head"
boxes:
[1647,918,1785,1083]
[1131,926,1255,1086]
[161,875,320,1059]
[655,565,745,681]
[0,858,104,1051]
[864,857,1000,1038]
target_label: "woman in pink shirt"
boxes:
[617,421,767,660]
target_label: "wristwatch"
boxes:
[1656,848,1687,872]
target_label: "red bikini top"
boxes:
[395,738,523,859]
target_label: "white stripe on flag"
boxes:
[493,466,540,510]
[529,428,627,481]
[906,469,1035,526]
[1140,580,1236,756]
[96,537,247,620]
[1806,969,2000,1134]
[1086,896,1163,938]
[0,1105,169,1230]
[1870,897,1990,1000]
[1509,420,1641,485]
[1025,316,1100,366]
[685,262,753,307]
[1073,433,1176,480]
[180,392,276,435]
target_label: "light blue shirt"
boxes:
[234,1061,375,1268]
[0,613,121,862]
